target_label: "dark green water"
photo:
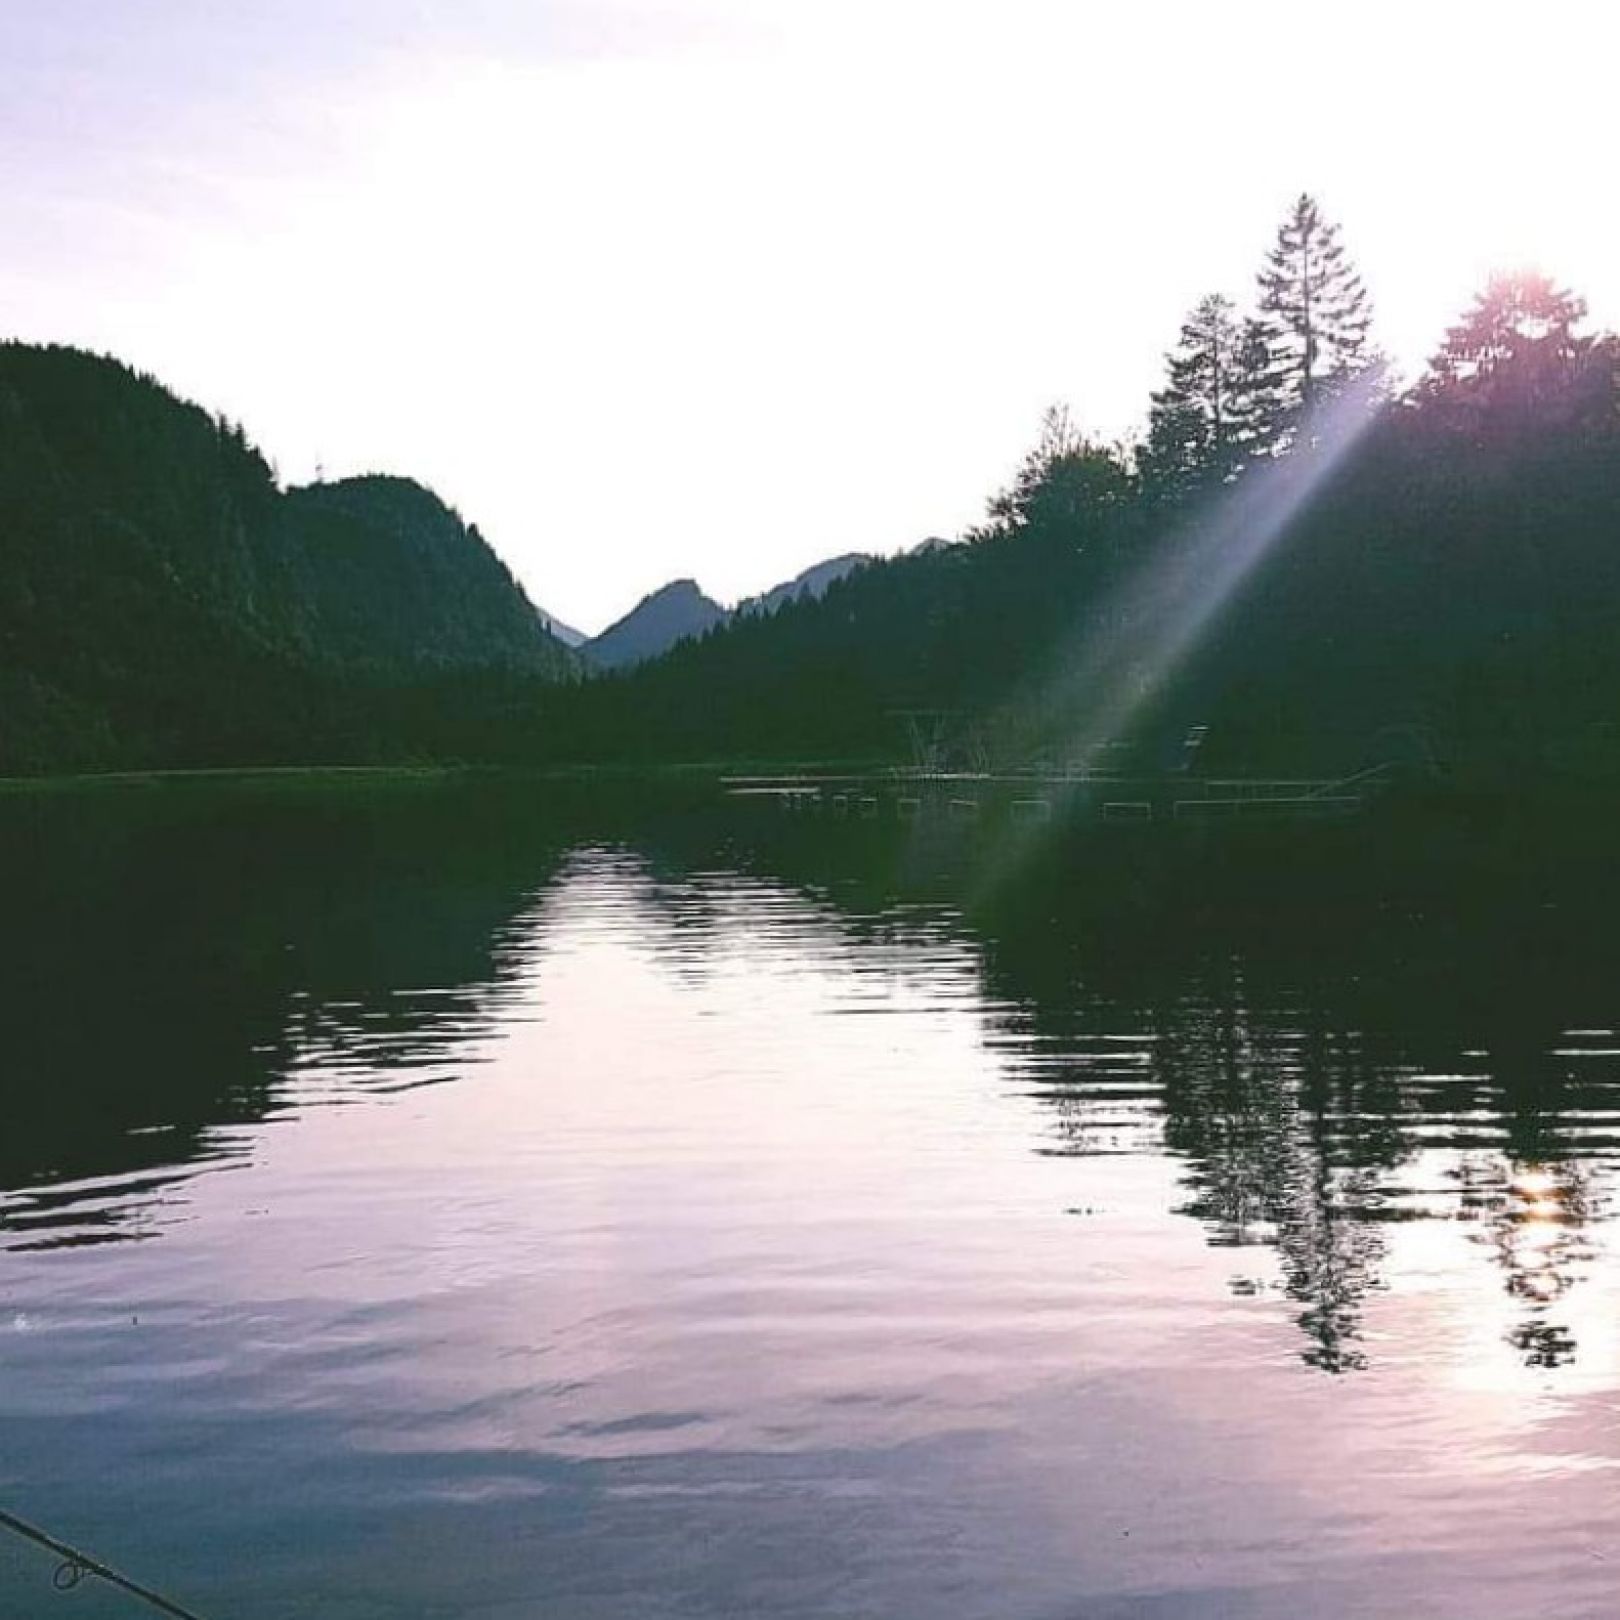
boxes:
[2,777,1618,1618]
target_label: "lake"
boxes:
[2,776,1618,1618]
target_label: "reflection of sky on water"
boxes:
[4,815,1620,1617]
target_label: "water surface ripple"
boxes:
[2,786,1618,1618]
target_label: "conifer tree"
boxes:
[1419,270,1614,435]
[1141,294,1244,497]
[1227,316,1285,457]
[1254,194,1375,441]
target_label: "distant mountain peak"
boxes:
[581,578,727,671]
[654,577,709,600]
[580,553,872,673]
[735,552,870,617]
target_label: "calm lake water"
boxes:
[2,777,1619,1618]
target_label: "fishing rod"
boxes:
[0,1505,210,1619]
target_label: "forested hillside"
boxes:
[0,344,572,773]
[271,477,564,673]
[4,195,1619,780]
[555,201,1620,777]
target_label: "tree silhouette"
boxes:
[1254,193,1376,443]
[8,212,1620,779]
[1419,269,1616,438]
[1141,294,1251,497]
[978,404,1133,540]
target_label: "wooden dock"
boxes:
[724,763,1394,826]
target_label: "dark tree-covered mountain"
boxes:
[269,477,569,674]
[0,342,572,773]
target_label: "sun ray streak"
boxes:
[961,378,1389,906]
[1046,376,1387,768]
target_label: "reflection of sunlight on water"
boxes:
[1512,1166,1558,1208]
[1388,1151,1620,1403]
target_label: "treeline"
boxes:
[4,193,1619,778]
[556,194,1620,776]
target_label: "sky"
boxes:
[3,1,1616,634]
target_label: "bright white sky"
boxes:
[3,1,1615,632]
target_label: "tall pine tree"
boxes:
[1142,298,1281,496]
[1254,194,1375,444]
[1228,316,1284,457]
[1142,294,1244,497]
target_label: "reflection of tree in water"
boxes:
[1060,966,1620,1374]
[1152,965,1402,1373]
[1456,1157,1604,1369]
[1443,1035,1620,1368]
[919,825,1620,1377]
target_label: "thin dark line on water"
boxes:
[0,1506,210,1619]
